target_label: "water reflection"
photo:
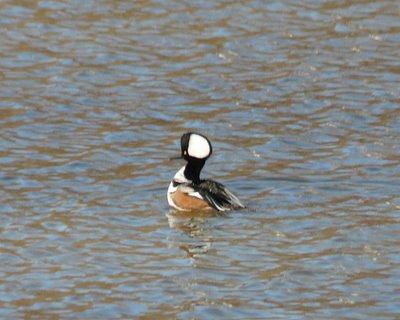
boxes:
[166,211,216,260]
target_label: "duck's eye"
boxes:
[183,150,187,156]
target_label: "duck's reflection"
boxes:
[166,209,222,259]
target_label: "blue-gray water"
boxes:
[1,1,399,319]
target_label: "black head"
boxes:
[180,132,212,161]
[172,132,213,184]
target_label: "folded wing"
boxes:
[195,180,245,212]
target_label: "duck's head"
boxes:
[172,132,212,183]
[180,132,212,161]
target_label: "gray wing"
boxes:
[195,180,245,212]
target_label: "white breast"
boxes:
[167,166,190,210]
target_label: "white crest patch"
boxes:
[188,134,211,159]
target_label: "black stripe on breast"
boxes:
[173,180,183,187]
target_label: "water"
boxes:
[1,0,399,319]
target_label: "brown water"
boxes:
[1,0,400,319]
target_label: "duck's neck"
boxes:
[184,159,205,184]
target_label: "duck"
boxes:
[167,132,245,212]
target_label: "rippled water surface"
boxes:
[1,0,400,319]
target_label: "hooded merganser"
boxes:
[167,132,245,212]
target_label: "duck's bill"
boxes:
[170,155,183,160]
